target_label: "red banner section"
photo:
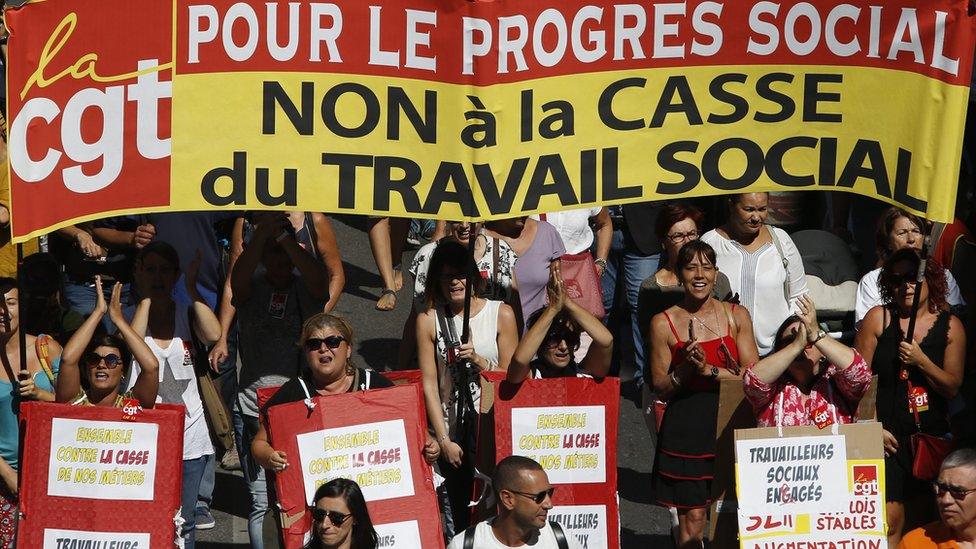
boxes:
[265,384,442,549]
[492,377,620,549]
[5,0,173,240]
[176,0,974,85]
[17,402,185,549]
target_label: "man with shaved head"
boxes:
[901,449,976,549]
[448,455,581,548]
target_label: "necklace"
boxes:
[690,300,722,339]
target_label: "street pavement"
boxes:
[198,215,671,548]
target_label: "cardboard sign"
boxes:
[7,0,976,243]
[735,434,849,514]
[265,384,442,549]
[493,377,619,549]
[735,423,887,549]
[18,402,185,549]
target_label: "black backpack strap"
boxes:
[550,521,569,549]
[463,524,477,549]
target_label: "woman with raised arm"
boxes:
[56,276,158,408]
[507,265,612,383]
[649,240,759,549]
[744,295,871,427]
[129,241,221,549]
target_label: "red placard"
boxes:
[17,402,185,549]
[382,370,423,386]
[266,384,442,549]
[493,377,620,549]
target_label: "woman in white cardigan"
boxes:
[701,193,808,355]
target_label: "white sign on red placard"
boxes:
[549,505,609,549]
[47,418,159,501]
[295,419,414,505]
[42,528,151,548]
[373,520,423,548]
[510,405,606,484]
[735,435,848,515]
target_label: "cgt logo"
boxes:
[852,465,879,496]
[9,13,171,194]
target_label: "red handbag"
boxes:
[558,250,606,320]
[907,377,953,481]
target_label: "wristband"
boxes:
[594,258,608,269]
[669,372,682,388]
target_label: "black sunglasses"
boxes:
[84,352,123,369]
[889,271,920,287]
[932,482,976,500]
[507,487,555,504]
[545,327,580,349]
[310,508,352,525]
[303,336,345,352]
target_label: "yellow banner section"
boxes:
[171,65,968,222]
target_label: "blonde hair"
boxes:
[299,313,354,347]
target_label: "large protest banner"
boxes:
[264,383,442,549]
[493,377,620,549]
[6,0,975,241]
[17,402,185,549]
[734,422,887,549]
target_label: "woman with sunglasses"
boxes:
[252,315,439,518]
[56,276,158,408]
[417,241,518,536]
[127,241,221,549]
[649,240,759,549]
[854,207,965,326]
[855,248,965,546]
[507,265,612,383]
[743,295,870,427]
[305,478,378,549]
[399,221,518,369]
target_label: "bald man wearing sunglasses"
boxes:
[901,449,976,549]
[449,456,580,549]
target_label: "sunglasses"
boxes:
[310,508,352,525]
[545,329,580,349]
[932,482,976,500]
[507,487,555,504]
[84,352,123,369]
[889,272,920,287]
[303,336,346,352]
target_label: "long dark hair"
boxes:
[423,240,485,309]
[305,479,377,549]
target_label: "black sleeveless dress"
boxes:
[872,310,951,502]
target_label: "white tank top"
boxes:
[434,299,501,435]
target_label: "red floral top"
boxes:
[743,351,872,428]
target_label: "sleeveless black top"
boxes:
[872,310,951,440]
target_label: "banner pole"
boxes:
[461,222,476,343]
[904,221,944,344]
[15,242,25,375]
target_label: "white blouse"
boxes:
[701,227,808,355]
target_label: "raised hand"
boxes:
[93,276,108,316]
[108,282,125,323]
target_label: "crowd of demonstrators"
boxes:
[1,187,976,549]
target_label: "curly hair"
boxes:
[877,248,947,313]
